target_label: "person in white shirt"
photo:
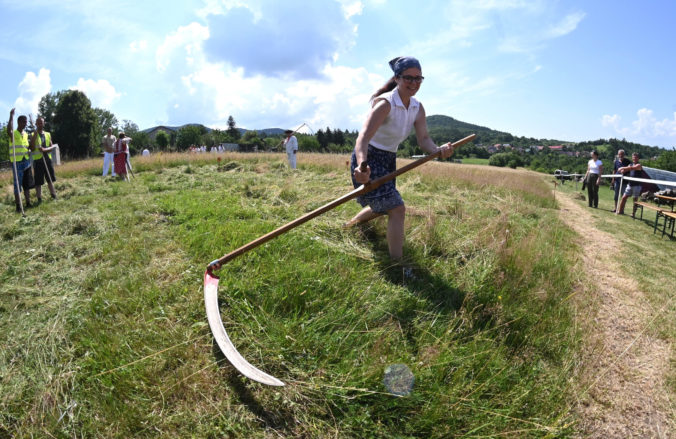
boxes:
[283,130,298,169]
[348,56,454,263]
[102,127,117,177]
[142,148,150,156]
[584,150,603,208]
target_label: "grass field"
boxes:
[0,153,669,437]
[460,158,489,165]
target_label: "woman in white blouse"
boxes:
[348,56,454,263]
[584,150,603,208]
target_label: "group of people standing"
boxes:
[102,127,132,180]
[584,149,644,214]
[7,108,57,213]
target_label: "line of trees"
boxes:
[486,139,676,173]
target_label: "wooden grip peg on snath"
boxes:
[207,134,476,272]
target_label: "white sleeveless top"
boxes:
[369,89,420,153]
[587,159,602,175]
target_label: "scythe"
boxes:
[204,134,477,386]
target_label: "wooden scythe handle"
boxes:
[207,133,476,271]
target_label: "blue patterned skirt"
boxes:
[350,145,404,213]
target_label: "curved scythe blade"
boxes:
[204,270,285,386]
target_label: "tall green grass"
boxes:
[2,153,583,437]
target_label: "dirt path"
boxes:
[557,194,673,438]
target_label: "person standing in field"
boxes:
[6,108,33,212]
[29,117,57,202]
[113,132,131,180]
[283,129,298,169]
[102,127,117,177]
[616,152,643,215]
[583,150,603,208]
[348,56,454,263]
[610,149,630,213]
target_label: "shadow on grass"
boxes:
[632,214,676,240]
[356,219,466,313]
[211,340,295,434]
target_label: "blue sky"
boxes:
[1,0,675,148]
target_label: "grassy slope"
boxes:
[2,154,584,438]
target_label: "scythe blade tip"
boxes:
[203,270,285,387]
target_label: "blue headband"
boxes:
[389,56,421,76]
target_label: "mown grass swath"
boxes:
[2,152,580,437]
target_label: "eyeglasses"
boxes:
[399,75,425,84]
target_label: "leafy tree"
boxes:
[94,108,118,134]
[316,129,328,150]
[176,125,202,150]
[645,149,676,172]
[53,90,97,158]
[226,115,240,140]
[129,131,150,155]
[37,90,66,132]
[299,136,320,152]
[241,130,264,149]
[202,132,216,147]
[155,130,170,150]
[489,152,526,168]
[332,128,345,146]
[262,137,279,151]
[121,120,139,135]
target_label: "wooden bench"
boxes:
[658,211,676,238]
[632,201,666,221]
[655,194,676,211]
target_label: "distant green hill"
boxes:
[426,115,509,137]
[425,114,568,147]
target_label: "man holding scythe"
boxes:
[29,116,58,202]
[6,108,33,212]
[283,129,299,169]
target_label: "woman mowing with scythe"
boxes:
[348,56,455,263]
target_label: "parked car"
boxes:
[554,170,572,181]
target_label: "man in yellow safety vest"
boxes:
[29,116,57,202]
[6,108,33,212]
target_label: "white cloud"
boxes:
[201,0,358,79]
[337,0,364,18]
[129,40,148,52]
[601,114,622,130]
[70,78,121,109]
[197,0,263,21]
[153,16,381,131]
[602,109,676,139]
[156,22,210,73]
[14,68,52,116]
[494,9,586,53]
[654,112,676,137]
[546,12,586,38]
